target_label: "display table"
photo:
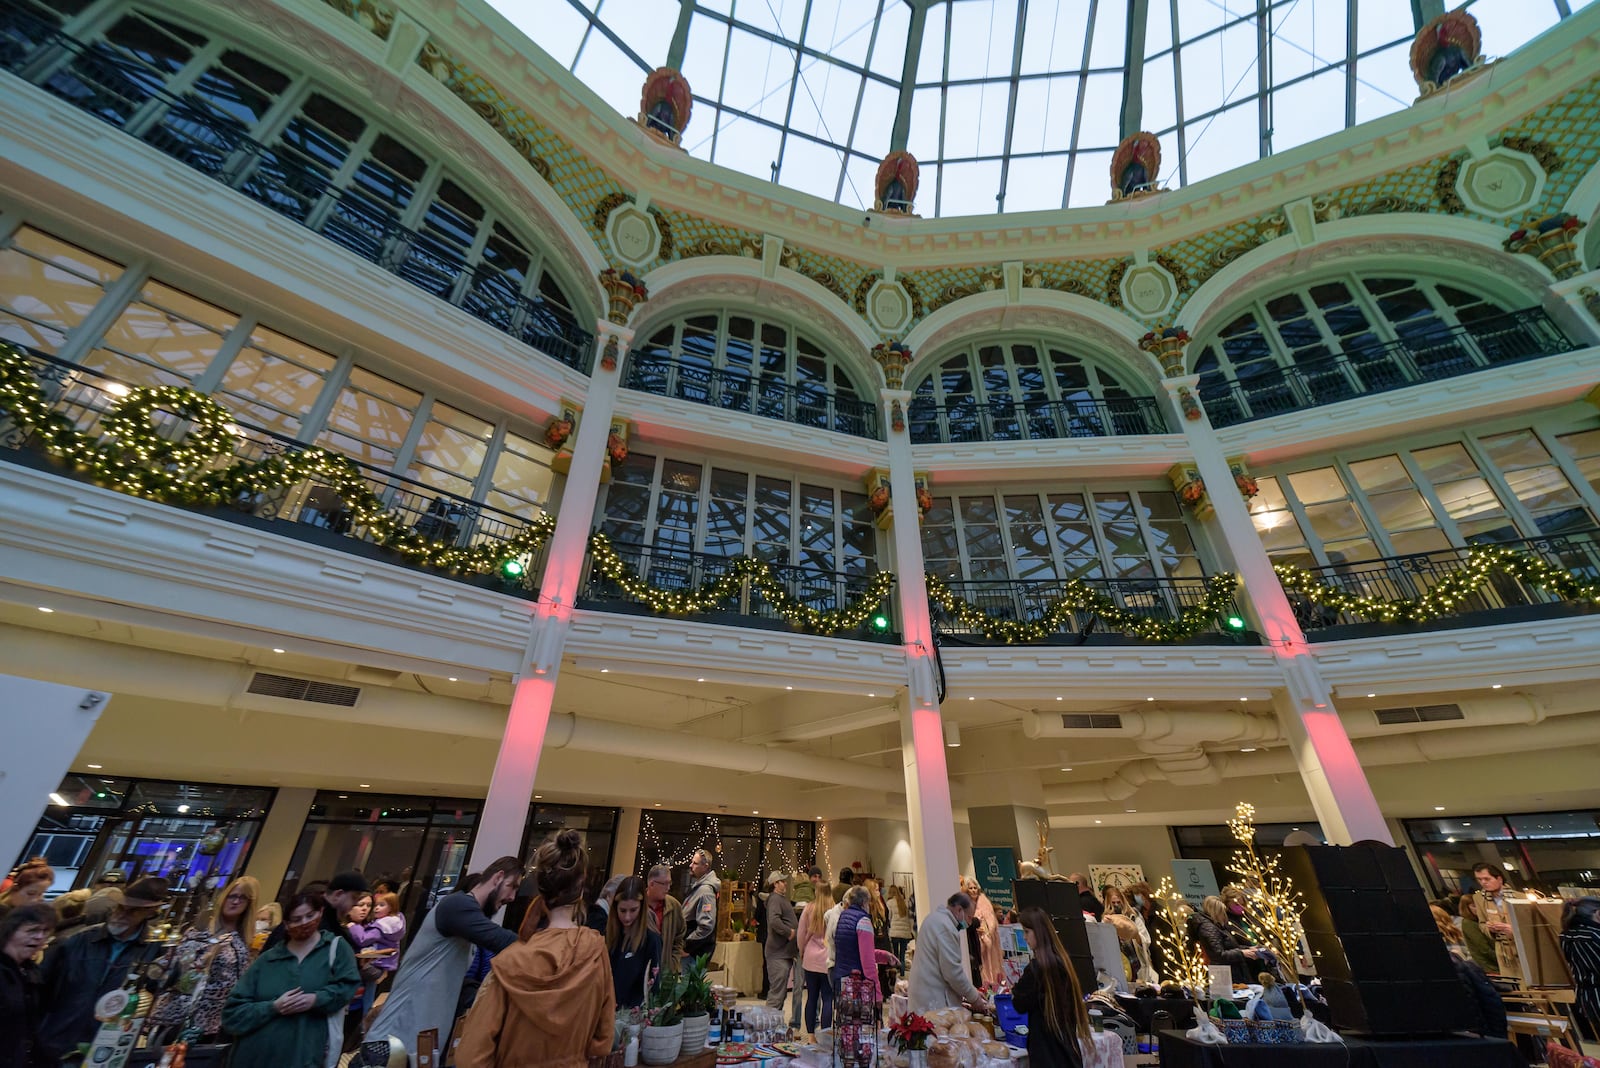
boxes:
[1080,1029,1125,1068]
[712,938,765,996]
[1115,993,1203,1032]
[1156,1030,1524,1068]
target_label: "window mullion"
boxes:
[1333,456,1398,558]
[469,422,509,503]
[1083,490,1116,577]
[1396,450,1465,548]
[1274,475,1334,567]
[1464,436,1543,540]
[295,348,355,446]
[1540,426,1600,524]
[189,312,257,395]
[53,260,151,367]
[388,392,433,480]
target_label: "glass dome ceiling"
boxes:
[501,0,1594,218]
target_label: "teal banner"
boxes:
[972,847,1018,910]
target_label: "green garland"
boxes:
[1274,544,1600,623]
[0,345,552,574]
[925,570,1242,643]
[588,531,895,635]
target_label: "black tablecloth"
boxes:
[1157,1030,1524,1068]
[1116,994,1203,1032]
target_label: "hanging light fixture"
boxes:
[944,720,961,748]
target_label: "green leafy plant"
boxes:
[646,971,688,1028]
[678,953,714,1017]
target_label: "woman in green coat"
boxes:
[223,892,359,1068]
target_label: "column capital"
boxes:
[598,267,649,326]
[1139,327,1192,378]
[872,340,915,390]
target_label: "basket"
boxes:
[992,994,1027,1043]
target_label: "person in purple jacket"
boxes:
[347,891,406,1023]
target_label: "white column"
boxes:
[611,807,642,878]
[470,322,633,868]
[1161,375,1391,845]
[880,386,961,917]
[244,786,315,899]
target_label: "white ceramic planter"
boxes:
[679,1012,710,1052]
[639,1021,683,1065]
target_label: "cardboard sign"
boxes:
[1171,859,1220,908]
[972,847,1018,910]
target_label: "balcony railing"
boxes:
[0,346,550,597]
[1286,530,1600,636]
[1199,308,1578,428]
[623,352,880,439]
[908,394,1168,444]
[930,575,1248,644]
[0,20,593,373]
[579,540,896,640]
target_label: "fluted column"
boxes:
[1155,366,1391,845]
[470,315,634,867]
[874,344,961,916]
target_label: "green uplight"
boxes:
[1225,615,1247,630]
[501,559,525,578]
[871,614,890,631]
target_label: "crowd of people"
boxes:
[3,845,1598,1068]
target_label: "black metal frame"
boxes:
[908,394,1168,444]
[929,574,1248,644]
[623,350,881,440]
[1,16,594,372]
[1199,308,1577,428]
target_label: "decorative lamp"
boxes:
[1504,214,1585,280]
[1138,325,1190,378]
[598,267,648,325]
[871,340,914,389]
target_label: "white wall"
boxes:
[1042,824,1179,885]
[868,818,916,888]
[825,818,869,881]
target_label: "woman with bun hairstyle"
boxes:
[1011,906,1090,1068]
[455,830,614,1068]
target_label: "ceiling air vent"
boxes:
[246,672,361,707]
[1059,713,1123,730]
[1374,703,1464,726]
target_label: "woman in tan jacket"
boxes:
[455,830,615,1068]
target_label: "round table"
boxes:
[712,938,765,997]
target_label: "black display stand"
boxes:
[1012,878,1097,994]
[1156,1030,1523,1068]
[1282,842,1474,1036]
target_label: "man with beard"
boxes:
[361,857,522,1061]
[36,876,172,1062]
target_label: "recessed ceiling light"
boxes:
[1146,697,1155,702]
[697,677,706,682]
[1447,836,1457,843]
[177,804,190,814]
[1434,806,1446,811]
[37,606,54,613]
[86,764,102,769]
[600,668,609,673]
[753,810,759,814]
[1240,697,1249,702]
[49,793,67,806]
[1060,767,1072,772]
[1094,819,1102,824]
[447,677,458,682]
[968,696,975,701]
[1126,808,1137,813]
[654,803,661,807]
[1367,693,1376,698]
[534,794,542,799]
[1462,822,1472,826]
[785,686,793,690]
[1055,696,1063,701]
[1292,827,1300,831]
[1491,684,1502,689]
[359,784,370,788]
[272,648,284,654]
[1240,747,1257,753]
[338,794,348,799]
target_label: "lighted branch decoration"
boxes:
[925,571,1241,643]
[587,531,895,635]
[1275,546,1600,623]
[1226,802,1307,981]
[0,345,553,574]
[1152,876,1211,996]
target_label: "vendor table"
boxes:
[1080,1029,1125,1068]
[1157,1030,1524,1068]
[1115,994,1203,1032]
[712,938,765,997]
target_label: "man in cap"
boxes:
[763,871,798,1014]
[37,875,172,1061]
[264,869,370,950]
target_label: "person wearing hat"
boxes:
[35,875,172,1062]
[763,871,799,1014]
[264,870,370,952]
[52,871,126,933]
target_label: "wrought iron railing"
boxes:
[0,346,550,595]
[1285,530,1600,633]
[930,575,1245,643]
[0,19,593,373]
[579,540,896,640]
[1198,308,1578,428]
[908,394,1168,444]
[622,352,880,439]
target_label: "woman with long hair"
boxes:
[1457,892,1499,972]
[149,876,258,1041]
[1012,907,1090,1068]
[886,884,914,963]
[456,830,614,1067]
[0,862,53,923]
[605,877,659,1009]
[960,876,1002,989]
[222,891,359,1068]
[1188,895,1260,984]
[796,883,834,1039]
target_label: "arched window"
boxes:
[907,338,1161,443]
[1192,273,1570,425]
[8,0,588,366]
[625,312,876,438]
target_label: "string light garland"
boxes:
[925,571,1242,643]
[1274,545,1600,623]
[637,811,721,869]
[587,531,896,635]
[1225,801,1307,980]
[0,346,553,575]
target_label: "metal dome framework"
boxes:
[517,0,1594,217]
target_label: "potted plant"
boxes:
[677,953,714,1052]
[640,972,687,1065]
[888,1012,937,1068]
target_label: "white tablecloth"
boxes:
[1079,1030,1123,1068]
[712,938,765,996]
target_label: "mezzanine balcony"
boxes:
[908,394,1167,445]
[622,352,880,440]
